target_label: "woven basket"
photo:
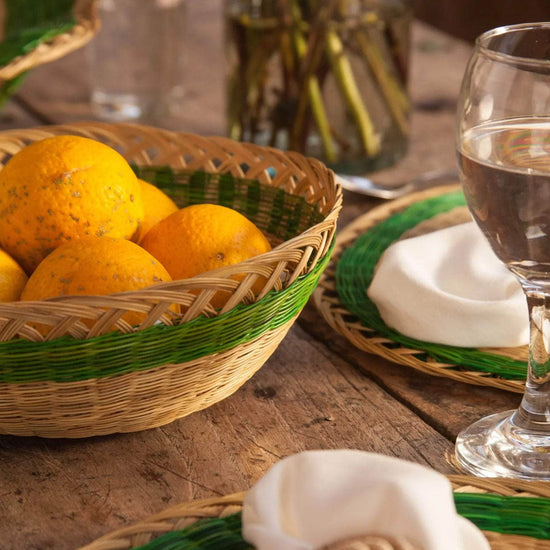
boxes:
[79,475,550,549]
[0,0,98,82]
[313,185,527,394]
[0,121,342,438]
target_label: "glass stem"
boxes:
[515,288,550,428]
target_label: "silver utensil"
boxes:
[335,168,459,199]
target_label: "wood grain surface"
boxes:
[0,4,522,549]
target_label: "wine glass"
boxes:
[455,22,550,479]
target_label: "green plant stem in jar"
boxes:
[225,0,411,174]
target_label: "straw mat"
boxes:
[79,474,550,550]
[0,0,98,102]
[313,185,527,393]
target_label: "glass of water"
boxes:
[455,22,550,479]
[89,0,186,123]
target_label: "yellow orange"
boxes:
[21,236,173,328]
[141,204,272,306]
[0,247,27,302]
[135,179,179,243]
[141,203,271,279]
[0,135,143,273]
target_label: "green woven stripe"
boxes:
[0,250,329,384]
[129,493,550,549]
[455,492,550,539]
[0,168,330,384]
[133,513,251,550]
[336,190,527,380]
[0,70,26,108]
[133,167,324,239]
[0,0,78,106]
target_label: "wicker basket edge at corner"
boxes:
[0,0,100,82]
[0,122,342,438]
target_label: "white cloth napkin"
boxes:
[367,221,529,347]
[242,450,489,550]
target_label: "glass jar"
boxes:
[225,0,411,174]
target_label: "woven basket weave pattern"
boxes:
[0,319,296,438]
[0,122,342,437]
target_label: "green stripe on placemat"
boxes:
[134,513,251,550]
[0,71,26,107]
[130,493,550,549]
[0,0,80,106]
[335,190,527,380]
[0,0,76,66]
[455,492,550,539]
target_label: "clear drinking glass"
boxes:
[455,22,550,479]
[89,0,186,123]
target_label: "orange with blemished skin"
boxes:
[140,203,272,280]
[21,236,173,328]
[0,135,143,274]
[140,204,272,307]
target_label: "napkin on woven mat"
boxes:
[242,450,489,550]
[367,221,529,347]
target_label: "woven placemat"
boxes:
[0,0,98,104]
[312,184,527,393]
[79,475,550,549]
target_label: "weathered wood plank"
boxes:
[298,304,522,441]
[0,324,453,549]
[0,98,43,130]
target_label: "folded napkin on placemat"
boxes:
[242,450,489,550]
[367,221,529,348]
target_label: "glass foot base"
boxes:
[455,409,550,480]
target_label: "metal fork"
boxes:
[335,168,459,199]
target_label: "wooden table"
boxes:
[0,4,523,549]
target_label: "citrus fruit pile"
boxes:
[0,135,272,333]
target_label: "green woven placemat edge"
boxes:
[0,71,26,108]
[134,513,250,550]
[0,0,79,106]
[130,493,550,550]
[0,0,76,66]
[335,190,527,380]
[454,492,550,540]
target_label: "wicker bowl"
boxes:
[0,122,342,438]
